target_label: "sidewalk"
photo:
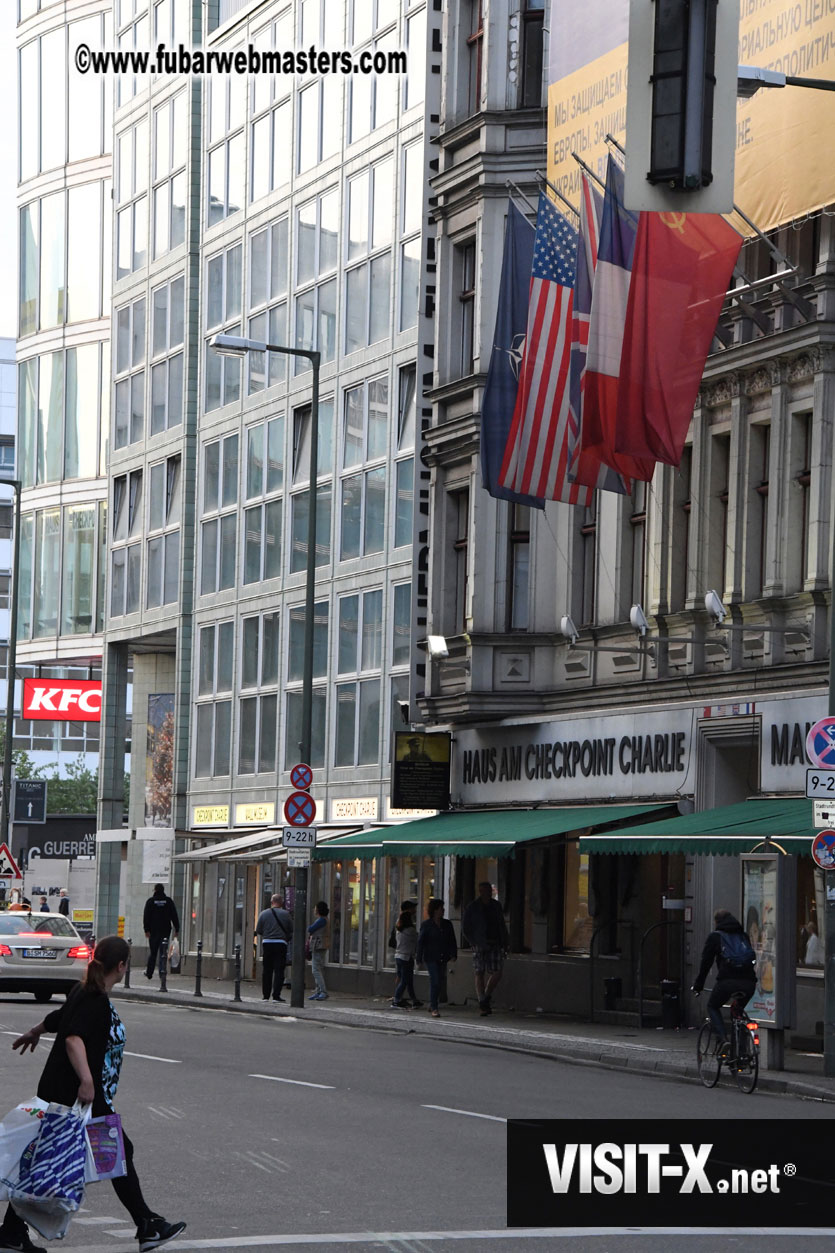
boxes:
[113,971,835,1103]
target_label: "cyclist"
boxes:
[691,908,757,1051]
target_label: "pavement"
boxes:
[112,968,835,1103]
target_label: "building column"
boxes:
[96,641,129,937]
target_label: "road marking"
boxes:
[421,1104,506,1123]
[47,1228,835,1249]
[249,1073,335,1089]
[125,1050,182,1063]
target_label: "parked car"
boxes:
[0,911,92,1002]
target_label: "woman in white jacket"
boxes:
[391,909,418,1008]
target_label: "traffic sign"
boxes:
[13,780,47,824]
[0,843,22,880]
[283,790,316,827]
[807,768,835,799]
[290,763,313,791]
[282,826,317,848]
[814,801,835,828]
[287,849,310,868]
[806,718,835,769]
[811,830,835,870]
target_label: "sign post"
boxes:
[286,763,316,1010]
[13,780,47,825]
[808,718,835,1075]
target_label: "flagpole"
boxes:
[533,171,579,219]
[570,153,607,192]
[504,179,539,217]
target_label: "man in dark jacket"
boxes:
[692,908,757,1043]
[462,882,510,1017]
[143,883,180,980]
[255,894,293,1002]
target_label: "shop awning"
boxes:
[313,803,670,861]
[578,798,817,855]
[175,826,362,863]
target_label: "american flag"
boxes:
[498,193,580,501]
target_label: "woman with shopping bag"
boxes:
[0,936,185,1253]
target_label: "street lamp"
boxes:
[210,334,320,1010]
[0,477,22,858]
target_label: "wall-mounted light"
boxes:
[560,615,579,645]
[704,589,728,623]
[629,604,649,637]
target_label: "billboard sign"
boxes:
[392,732,452,811]
[22,679,102,722]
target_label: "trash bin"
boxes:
[603,977,622,1010]
[660,978,681,1029]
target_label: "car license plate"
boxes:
[22,949,58,959]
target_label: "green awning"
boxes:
[579,798,817,855]
[313,803,670,861]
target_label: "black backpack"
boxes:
[719,930,756,973]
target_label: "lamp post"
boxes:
[1,479,22,856]
[210,335,319,1010]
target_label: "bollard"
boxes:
[194,939,203,997]
[159,936,169,993]
[233,944,242,1002]
[124,939,132,989]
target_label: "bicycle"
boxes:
[695,989,760,1094]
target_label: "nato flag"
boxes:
[480,201,544,509]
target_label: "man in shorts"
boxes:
[462,882,509,1016]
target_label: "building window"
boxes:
[335,589,383,767]
[392,581,411,666]
[628,482,647,613]
[448,488,469,633]
[285,687,327,768]
[404,5,426,111]
[146,456,181,609]
[340,380,387,559]
[207,65,245,226]
[345,159,393,353]
[457,241,476,376]
[150,276,184,434]
[466,0,484,116]
[751,423,770,597]
[294,189,338,371]
[19,184,110,337]
[400,143,422,331]
[579,501,597,626]
[243,417,284,585]
[239,612,280,775]
[61,505,97,635]
[248,218,288,392]
[669,448,692,613]
[200,434,238,594]
[349,0,398,141]
[152,92,187,259]
[116,119,149,278]
[116,0,150,106]
[204,243,243,411]
[288,601,329,682]
[114,297,146,449]
[792,412,812,593]
[508,504,530,631]
[706,432,729,597]
[250,13,292,200]
[110,470,142,617]
[290,483,332,573]
[18,345,103,487]
[195,621,233,777]
[520,1,544,108]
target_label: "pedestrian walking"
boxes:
[462,882,509,1016]
[142,886,180,981]
[416,899,458,1018]
[57,890,69,918]
[388,900,422,1007]
[38,898,48,914]
[0,935,186,1253]
[255,894,293,1002]
[307,901,330,1001]
[391,907,418,1008]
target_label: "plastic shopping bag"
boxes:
[85,1113,127,1182]
[168,936,181,973]
[10,1100,91,1240]
[0,1098,49,1201]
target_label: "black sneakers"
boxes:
[137,1216,187,1251]
[0,1232,47,1253]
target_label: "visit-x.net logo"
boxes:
[507,1120,830,1227]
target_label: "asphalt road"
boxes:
[0,996,830,1252]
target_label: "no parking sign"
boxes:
[806,718,835,769]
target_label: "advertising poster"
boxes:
[145,693,175,827]
[547,0,835,231]
[742,857,778,1022]
[392,732,451,811]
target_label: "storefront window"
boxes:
[421,858,436,914]
[563,844,592,950]
[796,861,824,968]
[190,864,201,951]
[385,860,401,965]
[203,862,218,953]
[233,868,245,950]
[216,870,228,956]
[361,860,376,965]
[331,861,343,961]
[346,859,361,964]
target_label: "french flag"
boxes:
[571,156,655,487]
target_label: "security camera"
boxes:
[426,635,449,659]
[560,615,578,644]
[397,700,410,725]
[630,604,649,637]
[704,589,727,623]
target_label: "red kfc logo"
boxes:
[22,679,102,722]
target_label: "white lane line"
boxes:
[47,1228,835,1250]
[125,1050,181,1063]
[422,1103,506,1123]
[249,1073,335,1089]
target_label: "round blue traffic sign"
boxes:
[284,790,316,827]
[807,718,835,768]
[811,829,835,869]
[290,763,313,791]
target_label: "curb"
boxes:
[113,986,835,1103]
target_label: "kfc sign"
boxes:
[22,679,102,722]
